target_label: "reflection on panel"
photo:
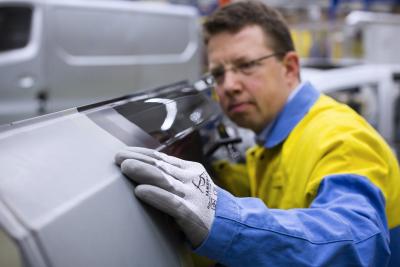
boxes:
[109,83,220,146]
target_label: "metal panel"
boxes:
[0,111,192,267]
[0,82,219,266]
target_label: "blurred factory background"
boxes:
[173,0,400,65]
[1,0,400,149]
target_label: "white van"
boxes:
[0,0,202,124]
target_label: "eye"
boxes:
[210,67,225,83]
[237,60,257,74]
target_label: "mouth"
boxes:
[227,101,253,114]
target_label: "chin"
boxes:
[232,118,255,131]
[232,117,264,133]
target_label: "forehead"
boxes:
[207,25,272,65]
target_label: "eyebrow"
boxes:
[209,55,252,69]
[232,56,252,63]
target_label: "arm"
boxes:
[196,174,390,267]
[115,147,390,266]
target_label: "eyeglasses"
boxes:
[204,52,282,87]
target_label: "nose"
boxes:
[219,69,242,95]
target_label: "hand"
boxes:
[115,147,218,247]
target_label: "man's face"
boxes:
[207,25,299,133]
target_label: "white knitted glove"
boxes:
[115,147,218,247]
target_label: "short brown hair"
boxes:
[203,1,295,59]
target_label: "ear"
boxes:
[282,51,300,84]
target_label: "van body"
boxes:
[0,0,202,124]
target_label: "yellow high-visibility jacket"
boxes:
[198,82,400,266]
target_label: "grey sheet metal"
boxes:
[0,83,219,267]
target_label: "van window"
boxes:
[0,6,32,52]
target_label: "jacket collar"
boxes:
[258,82,320,148]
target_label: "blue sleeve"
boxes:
[194,174,391,266]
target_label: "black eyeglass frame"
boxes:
[203,52,284,87]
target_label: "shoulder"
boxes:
[294,94,381,145]
[285,93,394,173]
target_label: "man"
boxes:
[115,1,400,266]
